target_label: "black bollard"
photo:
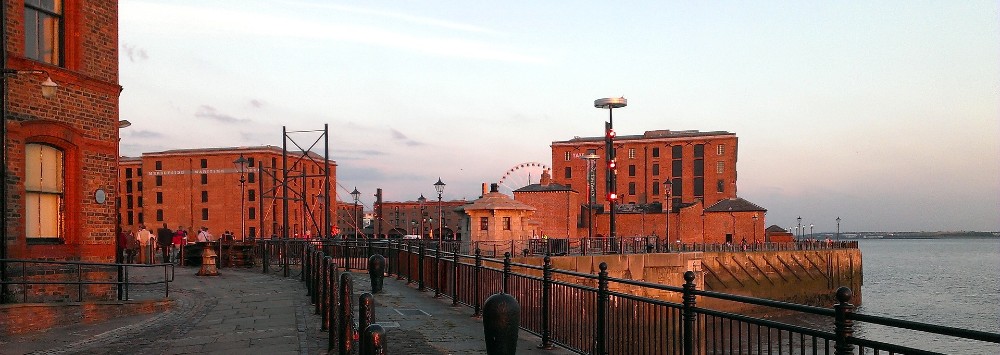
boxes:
[483,292,520,355]
[363,324,387,355]
[358,293,375,355]
[368,254,386,293]
[340,273,354,355]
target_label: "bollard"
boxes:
[363,324,387,355]
[328,262,339,352]
[339,273,354,355]
[368,254,386,293]
[834,287,855,355]
[358,293,375,355]
[483,292,520,355]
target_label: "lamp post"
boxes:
[752,214,758,243]
[582,153,600,241]
[418,194,427,238]
[663,179,672,250]
[434,178,445,241]
[351,187,361,239]
[797,216,802,239]
[233,154,248,241]
[836,217,841,241]
[594,97,626,241]
[810,224,814,239]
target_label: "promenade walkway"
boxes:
[1,265,574,355]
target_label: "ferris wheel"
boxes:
[497,162,550,196]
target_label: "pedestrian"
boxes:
[136,225,154,264]
[158,223,173,263]
[125,231,138,263]
[197,226,213,242]
[172,226,188,264]
[116,227,130,262]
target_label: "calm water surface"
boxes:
[853,238,999,353]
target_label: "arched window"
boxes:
[25,143,65,240]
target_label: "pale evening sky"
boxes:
[118,1,999,233]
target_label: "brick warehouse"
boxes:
[118,146,338,240]
[3,0,121,263]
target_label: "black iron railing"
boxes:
[265,239,998,355]
[0,259,174,303]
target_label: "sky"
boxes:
[118,1,999,233]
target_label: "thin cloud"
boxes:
[127,129,164,139]
[121,43,149,63]
[195,105,248,123]
[249,99,265,108]
[390,128,424,147]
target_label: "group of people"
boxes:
[118,224,216,264]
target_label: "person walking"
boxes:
[197,226,213,242]
[157,223,173,263]
[136,225,154,264]
[172,226,188,265]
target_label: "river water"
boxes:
[852,238,1000,353]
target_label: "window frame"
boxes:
[23,0,64,66]
[24,143,65,241]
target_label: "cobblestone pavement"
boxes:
[3,264,574,355]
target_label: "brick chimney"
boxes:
[540,169,551,186]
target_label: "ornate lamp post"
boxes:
[836,217,841,241]
[418,194,427,238]
[351,187,361,239]
[797,216,803,239]
[582,153,600,240]
[594,97,626,241]
[663,179,672,250]
[752,214,759,243]
[810,224,814,238]
[434,178,446,241]
[233,154,248,241]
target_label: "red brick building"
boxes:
[377,198,467,239]
[3,0,121,262]
[118,146,337,240]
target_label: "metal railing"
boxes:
[262,239,997,355]
[0,259,174,303]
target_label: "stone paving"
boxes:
[2,264,575,355]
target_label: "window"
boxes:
[479,217,489,231]
[156,209,163,221]
[717,144,725,155]
[672,160,682,177]
[24,0,62,65]
[672,145,683,159]
[694,159,704,176]
[201,208,209,220]
[628,182,636,195]
[201,174,208,184]
[248,172,255,183]
[24,144,63,239]
[155,175,162,186]
[249,207,256,220]
[127,196,133,209]
[138,212,144,224]
[126,168,133,178]
[628,165,636,177]
[628,148,636,159]
[137,168,142,176]
[502,217,511,230]
[200,159,208,168]
[156,192,163,204]
[652,147,659,158]
[564,167,572,179]
[564,151,571,161]
[127,211,134,225]
[652,163,659,176]
[694,144,704,158]
[201,191,208,203]
[137,196,143,207]
[717,180,725,193]
[136,181,142,191]
[126,181,133,193]
[694,177,704,197]
[155,161,162,170]
[587,149,596,155]
[652,181,660,195]
[717,161,725,174]
[248,190,256,202]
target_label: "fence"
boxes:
[0,259,174,303]
[259,238,997,355]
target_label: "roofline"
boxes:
[552,131,736,146]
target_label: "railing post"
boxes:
[452,243,460,306]
[473,247,483,318]
[418,243,426,291]
[405,242,413,283]
[281,240,289,278]
[117,264,124,301]
[596,262,608,355]
[305,247,312,296]
[539,255,554,349]
[322,256,332,330]
[834,287,856,355]
[682,270,696,355]
[503,252,511,294]
[262,241,270,273]
[339,272,354,355]
[435,243,443,298]
[315,251,323,316]
[328,261,339,352]
[359,292,375,355]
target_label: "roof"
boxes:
[463,191,537,212]
[514,182,574,193]
[766,225,788,233]
[552,129,735,144]
[704,197,767,212]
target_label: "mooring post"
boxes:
[682,270,697,355]
[473,247,483,318]
[321,256,332,330]
[834,287,856,355]
[328,262,338,351]
[368,254,386,293]
[339,273,354,355]
[483,292,520,355]
[358,293,375,355]
[539,255,554,349]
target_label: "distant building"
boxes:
[462,184,536,242]
[118,146,337,239]
[3,0,121,262]
[375,199,467,239]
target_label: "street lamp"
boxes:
[582,153,600,241]
[663,179,672,250]
[233,154,248,241]
[836,217,841,241]
[752,214,759,243]
[418,194,426,238]
[797,216,802,239]
[434,178,446,241]
[2,68,60,301]
[351,187,361,239]
[810,224,814,238]
[595,97,626,240]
